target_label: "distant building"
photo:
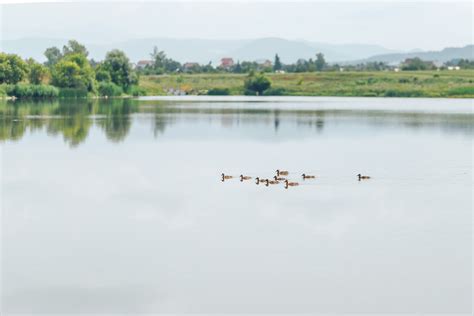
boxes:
[447,66,461,70]
[393,67,400,72]
[136,60,154,69]
[275,70,286,74]
[255,59,272,68]
[183,62,200,71]
[220,58,234,69]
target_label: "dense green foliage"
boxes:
[6,84,59,98]
[51,54,96,92]
[0,53,29,84]
[27,58,49,84]
[98,82,123,97]
[207,87,231,95]
[97,50,137,91]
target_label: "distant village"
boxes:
[133,53,471,74]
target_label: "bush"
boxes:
[6,84,59,98]
[128,85,147,96]
[98,82,123,97]
[384,89,423,97]
[244,72,271,95]
[263,87,287,96]
[207,87,230,95]
[58,87,88,98]
[447,86,474,96]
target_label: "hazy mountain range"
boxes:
[1,37,472,65]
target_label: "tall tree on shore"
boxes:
[100,49,137,90]
[0,53,29,84]
[44,47,62,67]
[51,53,95,91]
[315,53,326,71]
[62,40,89,57]
[27,58,49,84]
[273,54,282,71]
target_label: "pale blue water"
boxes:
[1,97,472,314]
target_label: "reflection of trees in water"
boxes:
[0,100,473,146]
[0,99,140,147]
[46,101,94,147]
[274,109,280,132]
[153,115,168,138]
[95,99,136,143]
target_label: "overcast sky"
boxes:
[1,1,472,50]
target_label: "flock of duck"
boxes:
[221,169,371,189]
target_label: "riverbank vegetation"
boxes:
[139,70,474,97]
[1,40,140,99]
[1,39,473,98]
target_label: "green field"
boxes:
[139,70,474,98]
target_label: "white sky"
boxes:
[1,1,473,50]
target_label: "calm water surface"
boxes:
[1,97,472,314]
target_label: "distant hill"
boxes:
[358,45,474,64]
[227,38,398,63]
[1,37,397,64]
[1,38,471,65]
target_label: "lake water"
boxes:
[1,97,472,314]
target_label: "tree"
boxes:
[233,61,242,73]
[149,47,181,74]
[315,53,326,71]
[244,72,271,95]
[273,54,282,71]
[401,58,434,71]
[100,49,136,90]
[62,40,89,57]
[51,53,95,91]
[27,58,48,84]
[0,53,29,84]
[44,47,63,67]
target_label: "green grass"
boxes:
[139,70,474,98]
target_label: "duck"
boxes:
[276,169,289,176]
[302,173,316,179]
[274,175,286,181]
[255,177,268,184]
[221,173,234,181]
[357,173,371,180]
[265,179,279,186]
[240,175,252,182]
[284,179,299,189]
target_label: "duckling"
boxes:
[240,175,252,182]
[302,173,316,179]
[274,175,286,181]
[221,173,234,181]
[284,179,299,189]
[265,179,279,186]
[357,173,371,180]
[276,169,289,176]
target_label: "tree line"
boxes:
[1,39,472,98]
[1,40,140,98]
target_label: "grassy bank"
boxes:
[139,70,474,98]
